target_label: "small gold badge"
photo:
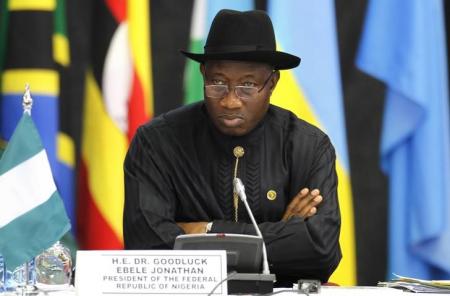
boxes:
[233,146,245,158]
[267,190,277,201]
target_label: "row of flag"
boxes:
[0,0,73,270]
[0,0,449,283]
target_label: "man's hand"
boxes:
[282,188,323,221]
[177,222,208,234]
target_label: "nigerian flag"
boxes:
[0,113,70,270]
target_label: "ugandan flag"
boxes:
[77,0,153,249]
[0,0,75,230]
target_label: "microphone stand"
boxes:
[228,178,276,294]
[235,178,270,275]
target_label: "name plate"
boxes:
[75,250,227,296]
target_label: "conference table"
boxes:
[1,286,449,295]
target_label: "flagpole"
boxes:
[15,84,38,295]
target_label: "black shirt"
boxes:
[123,102,341,284]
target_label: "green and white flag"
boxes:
[183,0,207,104]
[0,113,71,270]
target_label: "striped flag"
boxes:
[0,112,70,270]
[268,0,356,285]
[53,0,70,66]
[0,0,8,71]
[0,0,75,230]
[183,0,253,104]
[53,0,76,233]
[77,0,153,249]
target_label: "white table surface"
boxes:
[2,285,449,295]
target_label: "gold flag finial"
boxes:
[22,83,33,115]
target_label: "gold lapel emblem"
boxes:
[233,146,245,158]
[267,190,277,201]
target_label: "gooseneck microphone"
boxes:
[233,177,270,275]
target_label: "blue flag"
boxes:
[268,0,356,285]
[357,0,450,279]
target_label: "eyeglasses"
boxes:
[204,71,275,100]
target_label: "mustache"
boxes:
[218,113,244,119]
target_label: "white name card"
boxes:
[75,250,227,296]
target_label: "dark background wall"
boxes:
[60,0,449,285]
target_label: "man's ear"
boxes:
[269,70,280,92]
[200,63,206,76]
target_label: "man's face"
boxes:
[201,60,279,136]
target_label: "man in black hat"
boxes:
[123,9,341,285]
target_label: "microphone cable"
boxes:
[207,271,238,296]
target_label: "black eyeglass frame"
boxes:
[203,70,276,100]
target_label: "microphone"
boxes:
[233,177,270,275]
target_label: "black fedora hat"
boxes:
[181,9,301,70]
